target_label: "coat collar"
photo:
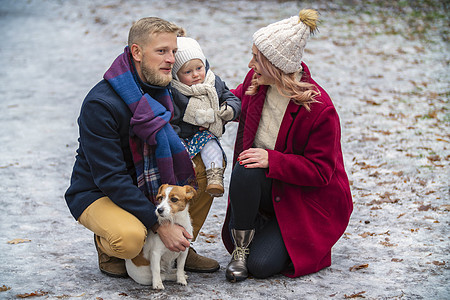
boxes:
[274,62,310,151]
[242,62,310,152]
[242,84,267,150]
[274,101,302,151]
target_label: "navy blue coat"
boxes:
[65,79,170,230]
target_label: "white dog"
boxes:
[125,184,196,289]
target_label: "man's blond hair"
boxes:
[128,17,185,47]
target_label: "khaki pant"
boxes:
[78,154,214,259]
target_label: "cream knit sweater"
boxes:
[253,85,291,150]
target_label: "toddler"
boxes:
[170,37,241,197]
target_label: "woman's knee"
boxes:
[230,162,266,189]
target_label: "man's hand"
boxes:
[156,223,192,252]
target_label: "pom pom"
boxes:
[298,9,319,35]
[195,108,215,125]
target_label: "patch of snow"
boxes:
[0,0,448,299]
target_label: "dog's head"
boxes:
[155,184,197,222]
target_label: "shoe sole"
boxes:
[184,264,220,273]
[206,184,224,197]
[226,273,247,282]
[100,269,128,278]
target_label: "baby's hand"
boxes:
[217,103,234,121]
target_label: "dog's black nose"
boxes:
[157,207,164,214]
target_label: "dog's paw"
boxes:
[152,281,165,290]
[177,276,188,286]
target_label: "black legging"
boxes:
[229,162,291,278]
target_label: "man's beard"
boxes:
[141,63,172,87]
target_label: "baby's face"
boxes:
[176,59,206,86]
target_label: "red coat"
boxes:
[221,63,353,277]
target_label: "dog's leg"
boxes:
[175,249,189,286]
[162,264,178,282]
[150,250,164,290]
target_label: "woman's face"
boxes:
[248,45,275,85]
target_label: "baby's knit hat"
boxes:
[252,9,319,74]
[173,37,206,80]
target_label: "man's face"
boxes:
[136,32,177,86]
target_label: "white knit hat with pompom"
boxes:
[173,37,206,80]
[252,9,319,74]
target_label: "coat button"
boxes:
[275,196,281,202]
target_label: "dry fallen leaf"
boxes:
[363,99,380,106]
[349,264,369,272]
[380,240,397,247]
[16,291,48,298]
[432,261,445,266]
[344,291,366,298]
[199,232,217,239]
[359,232,375,238]
[417,179,427,186]
[55,293,85,298]
[440,205,450,211]
[418,204,432,211]
[427,155,440,162]
[0,285,11,292]
[7,238,31,244]
[391,258,403,262]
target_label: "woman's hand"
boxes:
[237,148,269,169]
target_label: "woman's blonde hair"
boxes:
[245,48,320,111]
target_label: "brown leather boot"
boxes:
[205,163,225,197]
[94,235,127,278]
[184,247,220,273]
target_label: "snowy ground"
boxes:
[0,0,448,299]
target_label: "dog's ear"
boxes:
[157,183,169,195]
[183,185,197,201]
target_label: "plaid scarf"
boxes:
[104,46,196,202]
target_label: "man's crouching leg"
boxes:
[79,197,147,278]
[186,154,220,273]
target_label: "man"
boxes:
[65,17,219,278]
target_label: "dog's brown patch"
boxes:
[168,185,197,213]
[156,184,197,214]
[131,249,150,266]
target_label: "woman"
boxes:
[222,9,353,282]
